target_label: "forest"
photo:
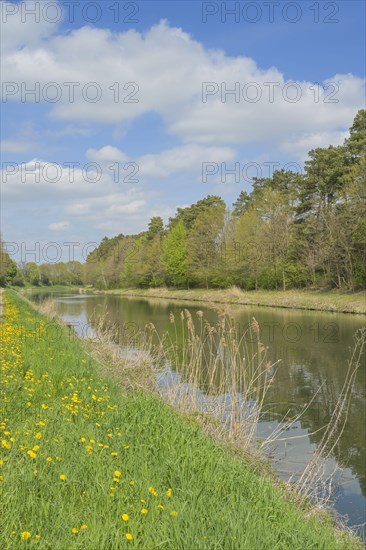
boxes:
[2,110,365,291]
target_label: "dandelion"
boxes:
[21,532,31,540]
[170,510,178,517]
[71,527,78,534]
[27,450,37,458]
[80,524,88,530]
[158,504,164,511]
[80,437,86,443]
[129,480,135,486]
[125,533,133,541]
[140,508,148,514]
[114,470,121,477]
[34,432,42,440]
[1,440,11,449]
[166,488,172,497]
[111,452,118,457]
[121,514,129,521]
[46,457,52,462]
[35,534,40,540]
[59,474,67,481]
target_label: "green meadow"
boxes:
[0,290,362,549]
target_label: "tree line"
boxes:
[2,110,365,291]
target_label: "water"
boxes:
[30,289,366,537]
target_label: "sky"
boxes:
[1,0,365,263]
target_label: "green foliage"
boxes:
[162,220,188,287]
[0,240,17,286]
[6,110,365,293]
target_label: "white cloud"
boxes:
[0,1,57,53]
[48,220,70,231]
[281,130,349,162]
[1,16,363,152]
[86,146,128,163]
[138,144,235,178]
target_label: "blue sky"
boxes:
[1,0,365,262]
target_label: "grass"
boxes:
[95,286,366,315]
[0,290,363,549]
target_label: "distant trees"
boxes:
[162,220,188,287]
[5,110,364,291]
[0,238,17,286]
[11,261,84,287]
[80,110,365,291]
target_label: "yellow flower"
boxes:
[129,480,135,486]
[35,534,40,540]
[158,504,164,511]
[111,452,118,457]
[59,474,67,481]
[114,470,121,477]
[121,514,129,521]
[35,432,42,440]
[80,437,86,443]
[32,445,40,451]
[21,532,31,540]
[113,477,119,483]
[166,488,172,498]
[0,459,4,465]
[71,527,78,534]
[125,533,133,541]
[46,457,52,462]
[170,510,178,517]
[80,524,87,530]
[140,508,148,514]
[27,450,37,458]
[1,440,11,449]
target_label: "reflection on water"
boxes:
[30,290,366,537]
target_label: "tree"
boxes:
[297,146,345,219]
[187,203,226,288]
[232,191,251,217]
[162,220,188,287]
[147,216,164,239]
[0,239,17,286]
[344,109,366,162]
[169,195,226,230]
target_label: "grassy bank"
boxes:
[0,291,362,548]
[94,287,366,315]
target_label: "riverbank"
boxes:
[1,290,362,548]
[91,287,366,315]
